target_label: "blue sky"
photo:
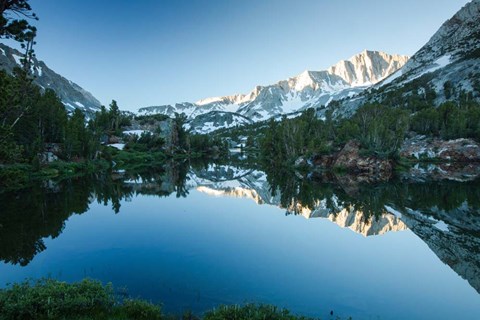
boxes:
[16,0,472,111]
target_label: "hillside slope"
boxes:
[0,43,102,114]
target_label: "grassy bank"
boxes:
[0,160,110,192]
[0,146,216,193]
[0,279,323,320]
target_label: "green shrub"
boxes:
[0,279,163,320]
[203,303,316,320]
[0,164,31,190]
[0,278,114,319]
[117,299,163,320]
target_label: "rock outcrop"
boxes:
[399,135,480,181]
[334,141,393,175]
[400,135,480,162]
[311,140,393,181]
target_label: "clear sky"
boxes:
[14,0,472,111]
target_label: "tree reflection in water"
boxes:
[1,160,480,293]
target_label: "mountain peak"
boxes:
[289,70,317,91]
[360,49,376,55]
[328,50,410,87]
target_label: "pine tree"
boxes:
[108,100,121,134]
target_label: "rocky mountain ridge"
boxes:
[0,43,102,114]
[139,50,409,133]
[332,0,480,117]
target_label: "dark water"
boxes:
[1,161,480,319]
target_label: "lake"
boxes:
[1,161,480,319]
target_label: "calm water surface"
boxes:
[1,162,480,319]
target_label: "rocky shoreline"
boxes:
[296,135,480,183]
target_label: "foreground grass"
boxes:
[0,279,323,320]
[0,278,161,320]
[203,304,318,320]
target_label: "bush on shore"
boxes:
[0,278,161,320]
[0,279,326,320]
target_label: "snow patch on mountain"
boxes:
[185,111,252,134]
[12,53,22,66]
[408,55,452,81]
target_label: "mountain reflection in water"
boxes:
[1,161,480,297]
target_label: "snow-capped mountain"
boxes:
[139,50,408,132]
[333,0,480,116]
[0,43,102,113]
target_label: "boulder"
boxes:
[37,143,62,164]
[309,140,392,181]
[294,156,307,167]
[38,151,58,164]
[333,140,393,178]
[108,135,121,144]
[311,154,336,168]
